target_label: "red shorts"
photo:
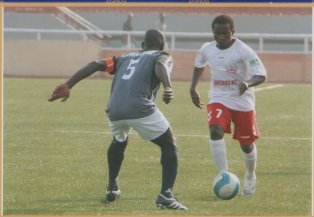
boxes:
[207,103,260,144]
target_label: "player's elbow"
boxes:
[255,75,266,84]
[260,75,267,83]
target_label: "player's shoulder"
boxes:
[199,41,216,52]
[140,50,169,56]
[233,38,257,57]
[157,51,173,64]
[154,50,172,61]
[201,41,216,49]
[159,51,171,57]
[234,38,255,52]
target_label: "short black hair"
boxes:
[143,29,165,50]
[211,15,234,30]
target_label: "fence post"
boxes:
[259,36,264,52]
[170,34,175,50]
[37,32,41,40]
[304,36,309,52]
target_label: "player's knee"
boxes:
[107,138,128,159]
[151,128,176,147]
[158,135,178,155]
[150,128,178,164]
[164,142,178,153]
[112,137,128,147]
[240,143,253,154]
[160,142,178,166]
[210,125,224,140]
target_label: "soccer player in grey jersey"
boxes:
[49,29,187,210]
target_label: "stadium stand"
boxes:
[3,6,312,83]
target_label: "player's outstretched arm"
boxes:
[48,59,112,102]
[190,67,204,110]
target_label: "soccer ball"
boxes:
[213,172,240,200]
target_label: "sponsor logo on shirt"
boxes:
[249,58,260,66]
[214,79,238,86]
[226,65,237,74]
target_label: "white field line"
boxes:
[255,84,284,92]
[8,84,305,141]
[5,129,311,141]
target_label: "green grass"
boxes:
[3,77,312,215]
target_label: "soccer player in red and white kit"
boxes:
[190,15,267,195]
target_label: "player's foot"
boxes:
[242,175,256,196]
[105,186,121,202]
[156,190,188,210]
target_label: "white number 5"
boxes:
[122,59,140,80]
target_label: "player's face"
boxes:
[213,23,234,49]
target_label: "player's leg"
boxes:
[106,120,131,202]
[240,143,257,195]
[208,103,232,173]
[210,125,228,173]
[106,137,128,201]
[232,110,260,195]
[151,128,178,195]
[151,128,187,210]
[132,110,187,210]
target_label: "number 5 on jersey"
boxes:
[122,59,140,80]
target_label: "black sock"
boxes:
[151,128,179,195]
[107,138,128,190]
[160,143,178,193]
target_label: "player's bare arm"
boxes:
[48,60,110,102]
[155,53,174,104]
[239,75,266,95]
[190,67,205,109]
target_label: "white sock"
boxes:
[243,144,257,180]
[210,139,228,173]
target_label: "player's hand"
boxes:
[163,87,174,104]
[48,83,70,102]
[239,82,249,95]
[190,89,203,109]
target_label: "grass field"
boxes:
[3,77,312,216]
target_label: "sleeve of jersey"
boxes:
[104,57,116,75]
[243,49,267,78]
[159,55,173,75]
[194,47,207,68]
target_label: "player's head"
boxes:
[142,29,165,51]
[211,15,235,49]
[211,15,234,31]
[159,13,166,22]
[127,12,133,19]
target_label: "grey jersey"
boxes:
[106,50,171,121]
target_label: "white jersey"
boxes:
[195,38,267,111]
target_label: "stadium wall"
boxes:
[4,40,311,83]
